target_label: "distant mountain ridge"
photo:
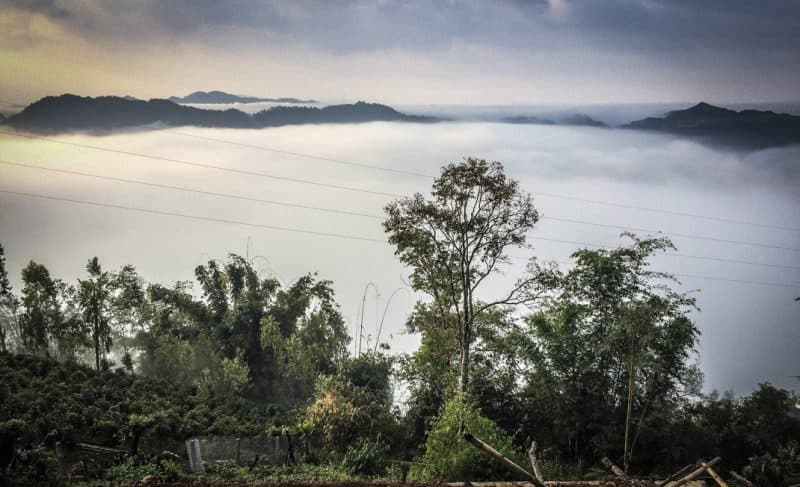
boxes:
[169,90,317,104]
[625,102,800,148]
[502,113,606,127]
[2,94,437,132]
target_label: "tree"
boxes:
[522,234,700,472]
[384,158,556,398]
[18,261,63,357]
[78,257,113,370]
[0,243,17,353]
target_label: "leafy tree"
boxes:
[521,234,700,472]
[0,243,17,353]
[18,261,66,357]
[110,265,146,371]
[78,257,113,370]
[384,158,556,399]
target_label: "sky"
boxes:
[1,0,800,105]
[0,1,799,396]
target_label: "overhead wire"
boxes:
[3,158,800,269]
[2,129,797,232]
[1,188,798,290]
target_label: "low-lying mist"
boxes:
[0,121,798,395]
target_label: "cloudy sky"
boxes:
[2,0,800,105]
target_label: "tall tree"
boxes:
[0,243,16,352]
[78,257,112,370]
[383,157,556,397]
[18,261,62,357]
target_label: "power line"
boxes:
[0,189,385,243]
[552,259,800,290]
[167,129,799,233]
[0,130,403,198]
[170,130,433,178]
[3,129,797,233]
[522,236,800,271]
[540,216,800,252]
[4,158,800,270]
[0,160,383,220]
[2,188,798,290]
[533,191,800,233]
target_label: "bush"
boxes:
[341,439,390,476]
[7,446,61,487]
[413,394,524,481]
[107,458,188,484]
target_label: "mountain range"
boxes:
[2,96,799,150]
[502,113,606,127]
[625,102,800,149]
[168,90,317,104]
[1,94,435,132]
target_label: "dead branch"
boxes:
[699,460,727,487]
[727,471,754,487]
[656,464,694,486]
[463,433,546,487]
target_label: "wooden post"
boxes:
[700,460,727,487]
[527,441,545,484]
[728,470,754,487]
[669,456,721,487]
[462,433,546,487]
[235,437,241,466]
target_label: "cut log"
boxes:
[463,433,546,487]
[668,456,721,487]
[528,441,545,484]
[699,460,727,487]
[727,471,754,487]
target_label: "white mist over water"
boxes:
[0,121,798,395]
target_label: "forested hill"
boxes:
[168,90,317,104]
[625,102,800,149]
[1,94,438,133]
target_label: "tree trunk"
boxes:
[459,341,470,395]
[623,334,636,473]
[94,322,101,371]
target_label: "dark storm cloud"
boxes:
[9,0,799,54]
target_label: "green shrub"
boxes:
[107,458,188,484]
[413,394,524,481]
[7,446,61,487]
[341,439,390,476]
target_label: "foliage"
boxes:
[107,457,187,484]
[517,234,700,471]
[414,394,523,481]
[303,353,397,462]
